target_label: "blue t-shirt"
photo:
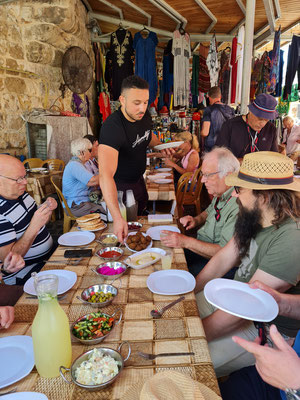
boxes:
[280,330,300,400]
[62,158,93,208]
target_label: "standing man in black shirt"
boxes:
[215,94,278,161]
[98,75,167,242]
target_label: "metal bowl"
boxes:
[96,246,123,261]
[70,309,122,345]
[92,261,127,280]
[77,283,120,308]
[60,342,131,391]
[127,221,142,231]
[98,233,118,247]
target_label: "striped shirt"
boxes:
[0,192,53,284]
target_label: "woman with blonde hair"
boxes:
[164,131,200,177]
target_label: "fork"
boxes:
[0,389,17,396]
[137,351,194,360]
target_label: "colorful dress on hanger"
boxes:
[71,93,90,117]
[133,31,158,105]
[98,92,111,122]
[172,30,191,107]
[206,34,219,87]
[236,26,245,104]
[105,29,134,101]
[162,39,174,107]
[229,36,238,104]
[219,49,231,104]
[267,28,281,94]
[198,44,210,93]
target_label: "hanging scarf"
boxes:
[206,34,219,87]
[267,28,281,94]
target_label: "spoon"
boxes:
[150,296,185,318]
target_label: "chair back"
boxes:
[50,175,76,220]
[176,172,192,220]
[42,159,65,171]
[23,158,43,168]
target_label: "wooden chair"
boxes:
[42,159,65,171]
[22,158,43,168]
[176,172,193,222]
[50,175,76,233]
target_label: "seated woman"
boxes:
[83,134,99,175]
[164,131,200,185]
[62,138,106,218]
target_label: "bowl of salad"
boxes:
[60,342,131,390]
[77,282,120,308]
[71,309,122,345]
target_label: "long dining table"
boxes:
[0,220,220,399]
[145,169,176,214]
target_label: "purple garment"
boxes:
[71,93,90,118]
[267,28,281,94]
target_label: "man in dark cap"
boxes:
[216,94,278,160]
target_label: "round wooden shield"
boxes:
[62,46,93,94]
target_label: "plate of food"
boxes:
[76,214,106,231]
[154,141,184,151]
[124,231,152,252]
[125,248,165,269]
[29,167,48,173]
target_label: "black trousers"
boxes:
[283,35,300,99]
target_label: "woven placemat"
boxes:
[154,319,186,339]
[194,364,220,395]
[33,376,74,400]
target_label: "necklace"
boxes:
[245,115,260,153]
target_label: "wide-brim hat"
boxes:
[226,151,300,191]
[248,93,278,120]
[121,371,221,400]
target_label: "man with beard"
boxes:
[99,75,170,242]
[193,151,300,378]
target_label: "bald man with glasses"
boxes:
[0,155,57,285]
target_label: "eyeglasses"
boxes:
[234,186,241,194]
[200,171,221,179]
[87,148,92,153]
[0,174,28,184]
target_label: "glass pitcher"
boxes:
[31,273,72,378]
[117,191,127,221]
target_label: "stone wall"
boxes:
[0,0,96,156]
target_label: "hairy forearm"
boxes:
[184,236,221,259]
[194,211,208,227]
[203,310,248,342]
[279,294,300,320]
[9,224,40,258]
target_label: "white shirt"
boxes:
[283,125,300,154]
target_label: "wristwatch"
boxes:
[285,388,300,400]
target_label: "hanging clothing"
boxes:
[267,28,281,94]
[251,52,272,98]
[236,26,245,104]
[275,50,284,97]
[105,29,134,101]
[133,31,158,104]
[71,93,90,118]
[283,35,300,100]
[172,30,191,107]
[191,55,199,96]
[219,49,231,104]
[229,36,238,104]
[98,92,111,122]
[162,39,174,96]
[198,44,210,93]
[206,34,219,87]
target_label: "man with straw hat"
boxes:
[216,93,278,159]
[194,151,300,378]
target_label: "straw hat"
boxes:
[225,151,300,191]
[121,371,221,400]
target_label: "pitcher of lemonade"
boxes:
[117,191,127,221]
[31,273,72,378]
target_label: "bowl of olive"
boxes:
[76,283,119,308]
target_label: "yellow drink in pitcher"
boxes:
[32,294,72,378]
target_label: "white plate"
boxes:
[204,278,279,322]
[24,270,77,296]
[146,225,180,241]
[29,168,48,173]
[147,173,171,181]
[1,393,48,400]
[124,232,153,253]
[154,141,184,151]
[147,270,196,295]
[125,247,166,269]
[156,168,172,172]
[77,222,107,232]
[58,231,95,246]
[0,336,34,389]
[154,179,173,184]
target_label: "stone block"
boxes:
[24,24,70,49]
[51,49,64,67]
[0,78,3,91]
[20,6,35,22]
[6,115,24,132]
[7,25,22,42]
[6,59,23,76]
[8,43,24,60]
[26,41,54,64]
[5,77,26,94]
[37,6,66,25]
[0,23,8,40]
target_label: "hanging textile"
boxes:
[133,30,158,104]
[98,92,111,122]
[219,49,231,104]
[277,95,290,115]
[236,25,245,104]
[162,39,174,108]
[172,30,191,107]
[105,29,134,101]
[191,54,199,96]
[206,34,219,87]
[283,35,300,100]
[93,43,104,94]
[267,28,281,94]
[275,50,284,97]
[229,36,238,104]
[71,93,90,118]
[198,44,210,93]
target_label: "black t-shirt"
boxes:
[215,115,278,158]
[99,109,152,183]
